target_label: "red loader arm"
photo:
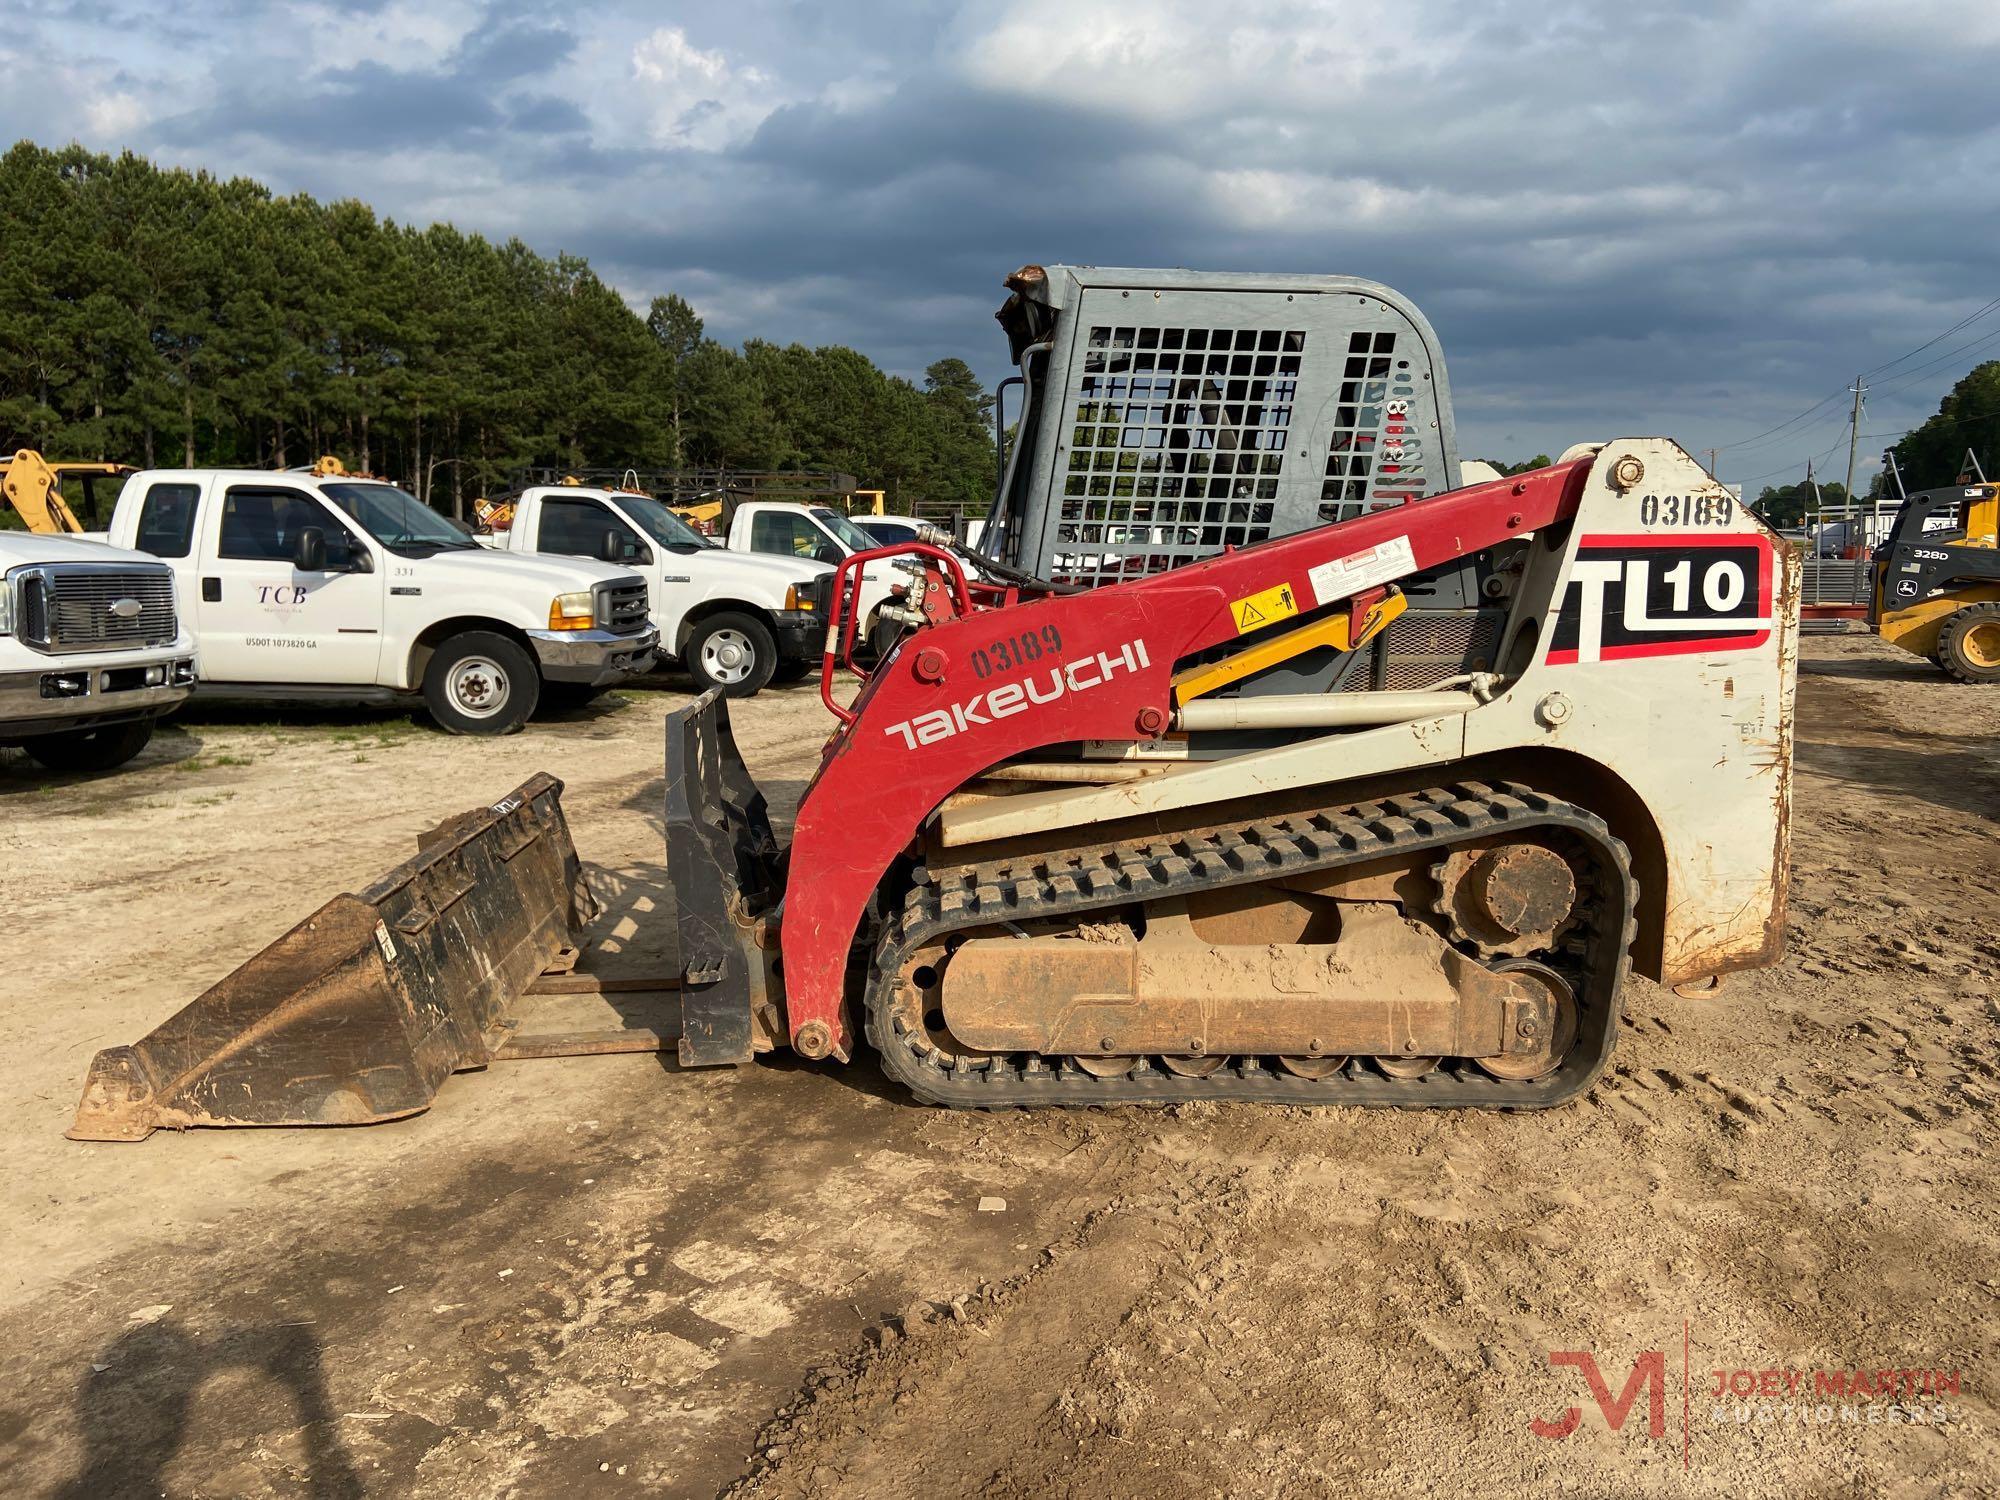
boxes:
[776,459,1593,1060]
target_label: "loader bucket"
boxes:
[664,688,781,1066]
[69,773,599,1141]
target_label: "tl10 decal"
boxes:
[1550,534,1773,665]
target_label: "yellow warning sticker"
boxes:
[1229,582,1300,634]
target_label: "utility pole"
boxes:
[1841,376,1866,503]
[1702,448,1719,479]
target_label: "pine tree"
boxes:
[0,141,994,514]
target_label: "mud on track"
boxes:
[1,634,1995,1497]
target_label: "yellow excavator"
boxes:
[0,449,132,533]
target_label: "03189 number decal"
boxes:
[970,623,1063,679]
[1638,493,1735,528]
[1549,534,1773,665]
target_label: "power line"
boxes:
[1713,389,1849,453]
[1714,294,2000,454]
[1866,323,2000,401]
[1861,295,2000,380]
[1731,427,1856,490]
[1858,402,2000,441]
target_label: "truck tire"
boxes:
[423,631,540,734]
[867,615,906,663]
[1937,602,2000,684]
[23,718,155,773]
[684,612,776,698]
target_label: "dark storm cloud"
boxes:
[506,93,591,135]
[452,18,578,80]
[7,0,1999,476]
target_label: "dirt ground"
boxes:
[0,632,1994,1498]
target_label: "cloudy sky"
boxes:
[10,0,2000,488]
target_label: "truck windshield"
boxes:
[620,495,713,549]
[322,483,480,554]
[811,507,878,553]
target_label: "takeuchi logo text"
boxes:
[881,639,1151,749]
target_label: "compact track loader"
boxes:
[1869,473,2000,682]
[71,267,1798,1137]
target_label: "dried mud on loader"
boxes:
[0,635,1995,1497]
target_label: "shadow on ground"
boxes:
[1798,655,1944,684]
[54,1318,362,1500]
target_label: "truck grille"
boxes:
[12,563,178,655]
[598,580,650,635]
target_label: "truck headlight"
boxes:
[0,582,11,636]
[786,584,814,611]
[547,591,596,631]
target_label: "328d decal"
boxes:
[1550,534,1773,665]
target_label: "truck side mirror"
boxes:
[599,529,626,563]
[325,531,372,572]
[292,526,327,572]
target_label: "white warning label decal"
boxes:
[1307,535,1416,604]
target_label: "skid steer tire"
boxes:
[23,717,155,773]
[423,631,539,734]
[1937,602,2000,684]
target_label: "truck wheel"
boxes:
[23,718,155,773]
[867,615,906,663]
[1937,602,2000,684]
[423,631,540,734]
[685,612,776,698]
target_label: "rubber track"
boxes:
[863,781,1636,1110]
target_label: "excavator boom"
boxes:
[1,449,131,533]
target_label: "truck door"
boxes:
[533,496,652,569]
[194,484,385,684]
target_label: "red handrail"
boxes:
[818,542,978,723]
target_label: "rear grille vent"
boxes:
[11,564,177,655]
[1380,610,1502,689]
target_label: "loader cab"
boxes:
[984,265,1461,582]
[1867,484,1980,622]
[980,265,1508,696]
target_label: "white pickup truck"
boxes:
[106,469,657,734]
[482,486,825,696]
[717,501,911,656]
[1,531,197,771]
